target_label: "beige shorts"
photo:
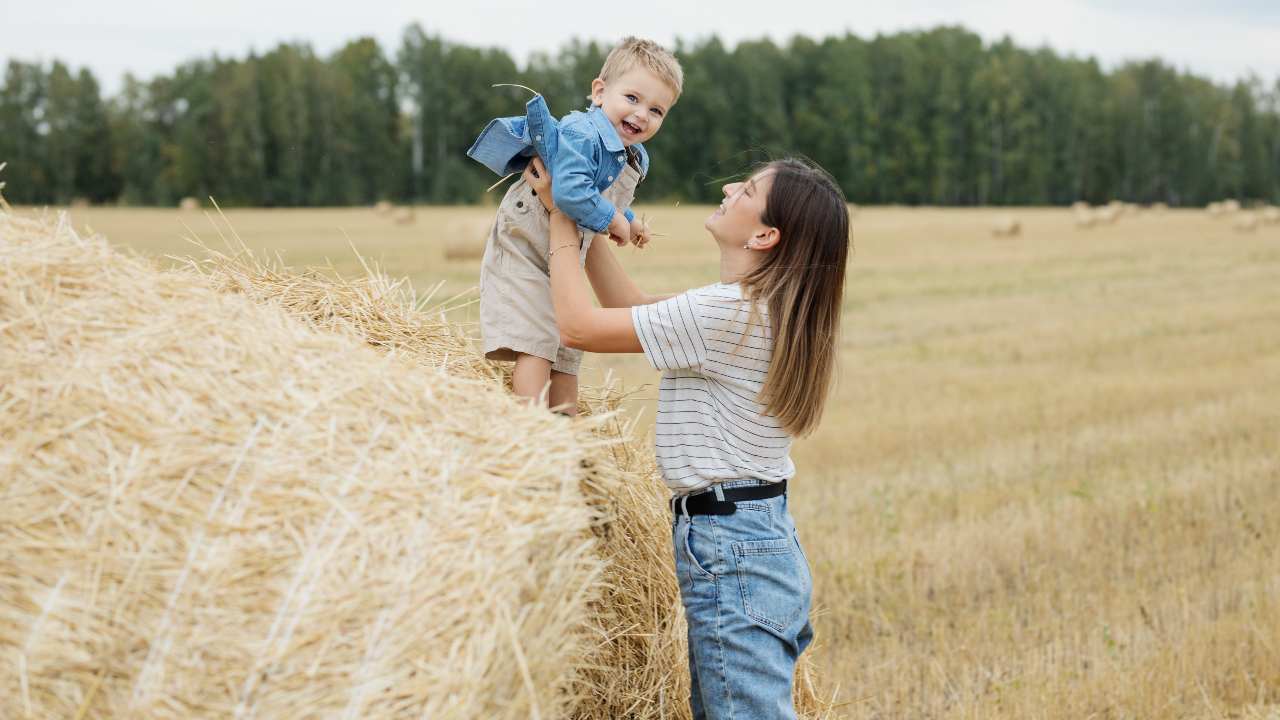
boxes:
[479,162,641,375]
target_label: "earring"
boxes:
[743,242,750,250]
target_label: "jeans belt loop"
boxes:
[713,484,726,502]
[679,494,690,518]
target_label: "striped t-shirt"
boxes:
[631,283,794,494]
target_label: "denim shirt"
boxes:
[467,95,649,233]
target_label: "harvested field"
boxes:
[10,202,1280,718]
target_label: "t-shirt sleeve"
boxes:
[631,290,709,371]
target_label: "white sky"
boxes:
[3,0,1278,96]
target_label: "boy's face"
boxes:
[590,67,676,147]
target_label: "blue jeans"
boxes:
[672,480,815,719]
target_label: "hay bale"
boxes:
[0,210,836,719]
[1234,212,1259,233]
[373,200,393,215]
[991,215,1021,237]
[1073,207,1096,229]
[179,197,200,211]
[1260,206,1280,225]
[393,206,415,225]
[1223,199,1242,214]
[0,212,602,719]
[1071,201,1089,212]
[442,218,492,261]
[1207,201,1224,217]
[1095,206,1120,225]
[1152,202,1169,213]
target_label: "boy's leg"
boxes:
[512,353,553,404]
[548,371,578,416]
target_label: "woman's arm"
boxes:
[526,159,644,354]
[583,238,673,308]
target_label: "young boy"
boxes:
[466,37,683,413]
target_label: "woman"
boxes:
[523,154,850,719]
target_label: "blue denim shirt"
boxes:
[467,95,649,233]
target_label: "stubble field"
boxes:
[39,202,1280,718]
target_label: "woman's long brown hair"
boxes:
[740,158,851,437]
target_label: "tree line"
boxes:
[2,24,1278,207]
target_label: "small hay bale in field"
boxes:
[0,212,604,719]
[1071,200,1089,212]
[1260,206,1280,225]
[442,217,492,261]
[373,199,392,215]
[1152,201,1169,212]
[393,205,415,224]
[179,196,200,211]
[1095,205,1120,225]
[1223,199,1242,213]
[1234,212,1259,233]
[1074,207,1097,229]
[991,215,1021,237]
[1208,201,1224,217]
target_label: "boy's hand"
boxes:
[628,217,650,249]
[606,211,631,247]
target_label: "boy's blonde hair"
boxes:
[598,37,684,102]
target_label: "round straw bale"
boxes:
[1074,207,1097,229]
[1095,206,1120,225]
[373,199,393,215]
[1207,201,1224,217]
[1071,200,1089,212]
[991,215,1021,237]
[1223,199,1241,214]
[442,217,492,261]
[0,210,836,719]
[0,213,604,719]
[392,206,415,225]
[1233,212,1259,233]
[179,196,200,211]
[1152,201,1169,212]
[1260,206,1280,225]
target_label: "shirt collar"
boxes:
[587,105,626,152]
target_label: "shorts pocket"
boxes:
[733,538,806,635]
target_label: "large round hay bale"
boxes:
[0,213,602,719]
[1207,201,1224,217]
[1074,207,1096,229]
[0,210,837,719]
[1223,199,1241,214]
[179,197,200,211]
[373,200,393,215]
[1261,206,1280,225]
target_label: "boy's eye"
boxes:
[625,94,637,103]
[650,107,664,117]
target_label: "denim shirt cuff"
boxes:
[623,207,635,223]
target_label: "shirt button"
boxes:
[534,134,542,141]
[607,175,613,181]
[617,154,624,162]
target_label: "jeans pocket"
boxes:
[682,520,718,581]
[733,538,807,636]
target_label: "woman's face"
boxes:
[705,169,775,244]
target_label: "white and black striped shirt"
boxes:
[631,283,794,494]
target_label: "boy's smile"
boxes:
[590,67,676,147]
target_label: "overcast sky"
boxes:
[3,0,1278,96]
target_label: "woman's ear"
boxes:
[751,227,781,251]
[589,77,606,106]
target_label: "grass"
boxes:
[34,201,1280,718]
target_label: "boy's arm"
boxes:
[550,127,624,234]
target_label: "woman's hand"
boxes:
[522,157,557,213]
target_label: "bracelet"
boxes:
[548,242,577,258]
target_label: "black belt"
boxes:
[671,480,787,516]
